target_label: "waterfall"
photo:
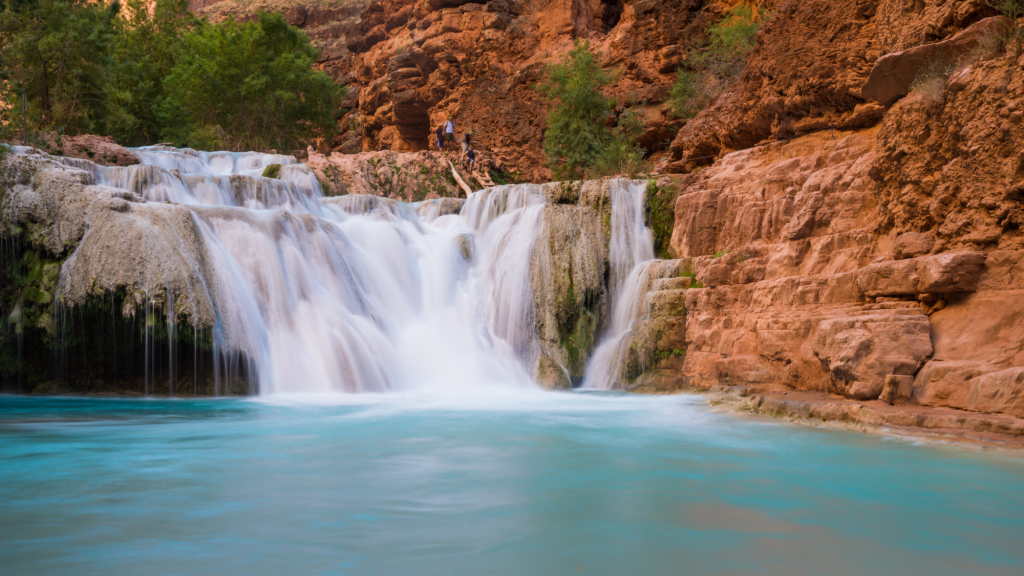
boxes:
[581,180,656,390]
[46,147,562,393]
[7,145,656,394]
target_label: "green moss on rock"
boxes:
[262,163,282,179]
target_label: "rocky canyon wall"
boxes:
[194,0,738,180]
[624,35,1024,435]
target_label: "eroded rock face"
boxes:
[668,0,885,170]
[632,122,1024,420]
[861,16,1008,106]
[339,0,709,178]
[666,0,1002,171]
[200,0,722,179]
[812,313,933,400]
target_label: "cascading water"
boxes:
[581,180,656,390]
[9,144,654,394]
[40,147,577,394]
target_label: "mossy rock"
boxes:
[262,164,282,179]
[536,354,571,391]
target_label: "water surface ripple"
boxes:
[1,393,1022,575]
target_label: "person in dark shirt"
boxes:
[435,125,444,151]
[466,145,476,171]
[461,130,473,154]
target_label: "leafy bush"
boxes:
[157,12,343,152]
[537,40,616,179]
[0,0,119,134]
[0,0,344,151]
[106,0,201,146]
[645,180,677,259]
[537,40,647,179]
[588,108,648,178]
[669,4,765,119]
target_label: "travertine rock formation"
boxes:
[531,202,608,389]
[305,147,474,198]
[1,151,220,330]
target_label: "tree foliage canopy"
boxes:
[157,12,342,151]
[0,0,343,151]
[537,41,646,180]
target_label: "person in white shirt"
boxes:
[444,116,456,151]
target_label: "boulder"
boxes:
[812,313,933,400]
[862,16,1009,106]
[879,374,914,404]
[61,135,140,167]
[856,251,985,296]
[914,361,1024,419]
[917,251,987,293]
[893,232,935,259]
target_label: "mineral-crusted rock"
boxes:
[1,152,219,329]
[60,135,140,167]
[610,259,693,392]
[305,147,469,199]
[530,204,607,387]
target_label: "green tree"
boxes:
[669,4,764,119]
[0,0,120,133]
[589,107,647,178]
[105,0,200,146]
[156,11,343,151]
[537,40,618,179]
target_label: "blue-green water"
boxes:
[1,392,1022,576]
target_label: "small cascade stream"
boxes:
[582,180,657,390]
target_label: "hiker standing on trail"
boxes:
[435,124,444,151]
[444,116,456,151]
[461,130,473,154]
[466,145,476,172]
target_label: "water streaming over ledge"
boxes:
[582,180,656,390]
[20,147,655,393]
